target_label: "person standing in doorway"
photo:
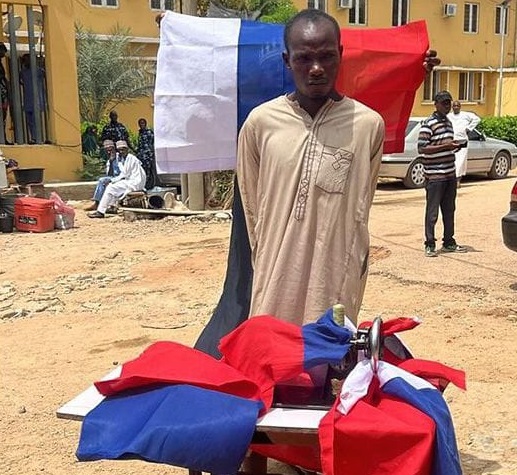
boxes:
[19,53,46,144]
[447,100,481,187]
[418,91,468,257]
[0,42,11,144]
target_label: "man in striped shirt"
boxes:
[418,90,468,257]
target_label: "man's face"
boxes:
[117,147,128,157]
[435,99,452,116]
[110,111,118,123]
[138,119,146,130]
[283,20,342,100]
[452,101,461,114]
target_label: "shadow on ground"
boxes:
[461,452,501,475]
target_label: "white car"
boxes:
[379,117,517,188]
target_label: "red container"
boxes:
[14,197,55,233]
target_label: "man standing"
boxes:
[237,10,385,326]
[418,91,467,257]
[447,100,481,186]
[100,110,130,145]
[88,140,146,218]
[136,118,156,190]
[194,11,441,357]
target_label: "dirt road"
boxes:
[2,172,517,475]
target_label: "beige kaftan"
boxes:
[237,95,385,326]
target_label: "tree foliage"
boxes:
[258,0,298,24]
[75,25,154,123]
[208,0,297,22]
[478,116,517,146]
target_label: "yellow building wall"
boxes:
[1,0,81,182]
[498,75,517,116]
[4,1,514,183]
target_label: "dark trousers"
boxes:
[424,178,457,248]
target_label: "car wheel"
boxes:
[403,159,425,188]
[488,152,510,179]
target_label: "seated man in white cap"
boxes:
[84,140,121,212]
[88,140,146,218]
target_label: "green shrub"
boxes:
[478,116,517,146]
[76,152,106,181]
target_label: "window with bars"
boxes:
[150,0,175,10]
[392,0,408,26]
[495,5,509,35]
[349,0,366,25]
[463,3,478,33]
[423,71,448,102]
[458,71,483,102]
[307,0,326,11]
[90,0,118,6]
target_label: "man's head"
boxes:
[0,43,7,58]
[138,118,147,130]
[452,100,461,114]
[434,90,453,116]
[282,10,342,101]
[103,139,115,154]
[109,110,118,123]
[116,140,129,157]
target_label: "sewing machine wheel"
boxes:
[366,316,383,373]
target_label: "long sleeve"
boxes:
[236,118,261,265]
[467,112,481,131]
[368,118,386,205]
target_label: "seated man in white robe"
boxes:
[88,140,146,218]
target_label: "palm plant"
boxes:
[76,25,154,123]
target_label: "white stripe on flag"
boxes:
[154,12,240,173]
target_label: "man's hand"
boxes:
[423,50,441,73]
[449,140,466,153]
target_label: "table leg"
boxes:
[241,451,268,475]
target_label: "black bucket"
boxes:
[0,193,24,217]
[0,213,14,233]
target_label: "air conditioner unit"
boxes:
[444,3,457,17]
[338,0,353,9]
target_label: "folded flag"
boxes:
[318,360,464,475]
[94,340,261,401]
[154,12,429,174]
[219,309,353,409]
[77,384,263,475]
[76,311,464,475]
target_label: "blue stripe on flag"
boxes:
[77,384,263,475]
[237,21,294,129]
[382,377,462,475]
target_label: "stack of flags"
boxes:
[77,309,465,475]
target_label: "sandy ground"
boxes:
[1,172,517,475]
